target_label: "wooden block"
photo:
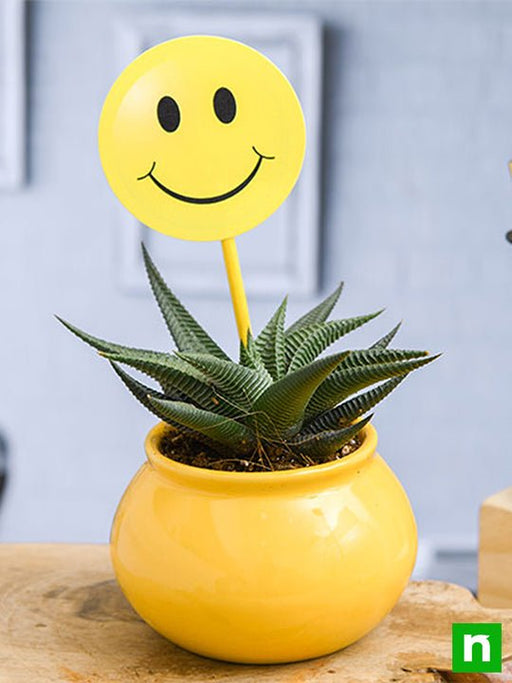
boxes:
[479,487,512,608]
[0,544,511,682]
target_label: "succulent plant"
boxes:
[57,245,438,469]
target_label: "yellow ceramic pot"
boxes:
[110,422,417,664]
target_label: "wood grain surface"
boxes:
[479,487,512,608]
[0,544,511,683]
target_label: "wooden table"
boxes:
[0,544,511,683]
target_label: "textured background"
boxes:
[0,1,511,580]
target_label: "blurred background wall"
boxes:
[1,0,511,585]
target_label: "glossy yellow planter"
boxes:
[110,422,417,664]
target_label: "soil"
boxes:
[159,426,362,472]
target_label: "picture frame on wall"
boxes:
[0,0,25,189]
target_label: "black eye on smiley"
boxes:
[157,96,180,132]
[138,88,275,205]
[213,87,236,123]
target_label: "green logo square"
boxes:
[452,623,502,673]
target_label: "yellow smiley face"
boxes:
[98,36,306,241]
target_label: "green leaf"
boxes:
[110,360,175,406]
[370,322,401,349]
[178,352,272,412]
[239,332,272,380]
[253,351,349,439]
[57,318,213,402]
[56,317,141,356]
[286,283,343,335]
[148,398,256,454]
[110,362,231,451]
[288,415,372,460]
[341,348,429,369]
[57,316,236,414]
[255,297,287,379]
[286,311,383,372]
[302,377,405,434]
[142,244,229,360]
[99,347,238,416]
[306,354,440,417]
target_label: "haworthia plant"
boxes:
[58,245,439,466]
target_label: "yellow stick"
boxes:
[221,238,251,345]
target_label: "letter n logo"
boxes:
[452,623,502,673]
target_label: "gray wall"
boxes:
[1,0,511,552]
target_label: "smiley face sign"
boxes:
[98,36,306,241]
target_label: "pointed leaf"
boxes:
[286,311,383,372]
[148,398,256,454]
[370,322,401,349]
[108,363,201,437]
[306,354,440,417]
[142,244,229,360]
[341,347,428,369]
[255,297,287,379]
[110,362,238,451]
[178,352,272,411]
[110,360,176,406]
[253,352,349,439]
[57,318,210,401]
[101,348,240,417]
[288,415,372,460]
[302,377,405,434]
[286,283,343,335]
[101,348,203,392]
[57,317,142,356]
[239,332,272,379]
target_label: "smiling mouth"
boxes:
[137,146,275,205]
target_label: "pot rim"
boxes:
[144,421,378,492]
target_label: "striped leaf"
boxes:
[109,362,221,450]
[286,283,343,335]
[239,332,272,380]
[56,317,145,356]
[100,348,239,417]
[286,311,383,372]
[253,352,349,439]
[110,360,176,406]
[142,244,229,360]
[178,352,272,412]
[302,377,405,434]
[255,297,287,380]
[341,348,429,369]
[148,398,256,454]
[56,318,217,405]
[306,354,439,417]
[288,415,372,459]
[370,322,401,349]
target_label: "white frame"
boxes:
[111,11,322,297]
[0,0,25,189]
